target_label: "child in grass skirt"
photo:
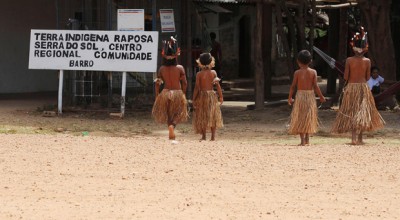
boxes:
[192,53,224,141]
[152,37,188,140]
[331,27,385,145]
[288,50,326,145]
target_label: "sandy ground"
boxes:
[1,97,400,220]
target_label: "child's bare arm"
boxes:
[154,83,160,97]
[313,72,326,103]
[179,67,187,95]
[365,59,371,81]
[215,81,223,105]
[288,72,298,105]
[344,58,350,82]
[192,74,200,102]
[154,68,163,97]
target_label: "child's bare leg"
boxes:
[210,127,216,141]
[351,130,357,145]
[200,130,206,141]
[168,124,175,140]
[299,133,305,146]
[357,132,364,145]
[305,134,310,145]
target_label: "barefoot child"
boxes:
[192,53,223,141]
[331,27,385,145]
[288,50,326,146]
[152,37,188,140]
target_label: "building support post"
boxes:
[327,10,339,95]
[263,2,272,99]
[152,0,157,31]
[183,0,193,99]
[254,0,265,109]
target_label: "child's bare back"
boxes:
[159,65,186,90]
[196,69,218,91]
[345,56,371,83]
[192,52,224,141]
[293,67,318,90]
[194,69,223,104]
[287,50,326,146]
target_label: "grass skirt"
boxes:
[193,91,223,133]
[332,83,385,133]
[152,89,188,125]
[288,90,319,134]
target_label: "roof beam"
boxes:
[316,2,358,9]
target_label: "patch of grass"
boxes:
[141,128,152,135]
[316,130,333,137]
[178,128,189,134]
[36,104,57,112]
[0,128,17,134]
[274,130,288,136]
[0,126,55,135]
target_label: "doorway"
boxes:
[239,15,251,78]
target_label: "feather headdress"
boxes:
[350,26,368,54]
[161,36,181,60]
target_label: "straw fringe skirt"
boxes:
[152,89,188,125]
[193,91,223,133]
[332,83,385,133]
[288,90,319,134]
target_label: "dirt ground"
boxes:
[1,96,400,220]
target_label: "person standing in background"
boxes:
[210,32,223,85]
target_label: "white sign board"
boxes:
[28,29,159,72]
[159,9,175,33]
[117,9,144,31]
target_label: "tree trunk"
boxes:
[275,0,290,60]
[335,0,349,101]
[392,1,400,81]
[338,0,348,65]
[254,1,265,109]
[358,0,396,80]
[309,0,316,55]
[182,0,193,98]
[294,0,307,50]
[276,0,295,78]
[263,3,273,98]
[327,10,340,95]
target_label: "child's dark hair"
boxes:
[371,66,379,72]
[210,32,216,40]
[162,57,177,66]
[297,50,312,65]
